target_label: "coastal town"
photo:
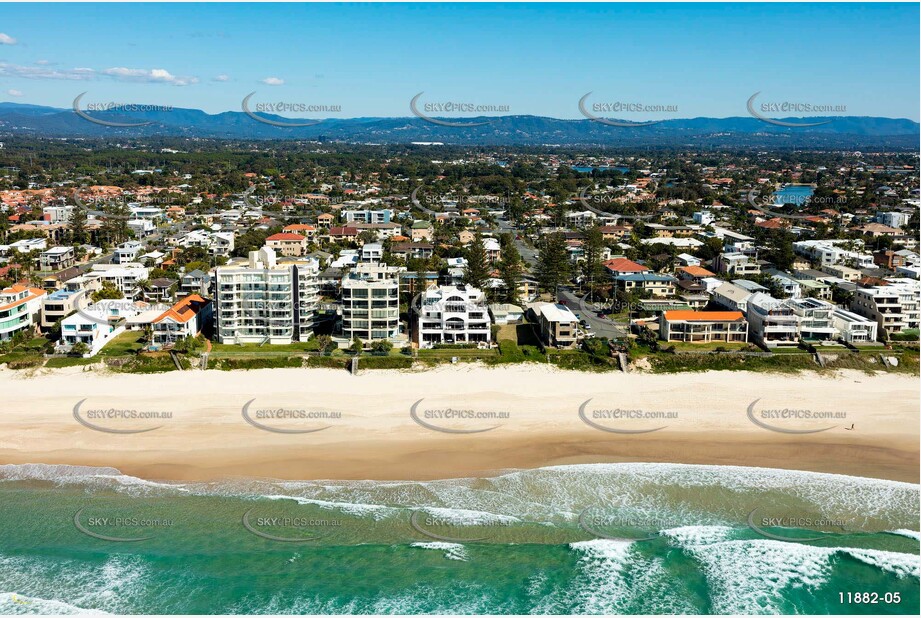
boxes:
[0,143,917,374]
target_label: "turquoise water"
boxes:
[572,166,630,174]
[0,463,918,614]
[773,184,815,206]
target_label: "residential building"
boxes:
[411,221,434,242]
[712,282,754,313]
[57,300,146,356]
[89,263,149,297]
[343,208,393,224]
[604,257,649,278]
[786,298,838,341]
[0,284,46,341]
[40,288,82,330]
[340,262,404,344]
[151,294,213,346]
[360,243,384,263]
[716,252,761,277]
[282,223,317,241]
[39,246,76,271]
[832,308,879,343]
[416,284,491,349]
[850,283,921,337]
[212,247,319,345]
[533,302,578,348]
[659,310,748,344]
[266,232,309,257]
[746,293,800,347]
[614,273,676,298]
[113,241,143,264]
[179,269,211,297]
[793,239,874,269]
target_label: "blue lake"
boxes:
[572,165,629,173]
[773,184,814,206]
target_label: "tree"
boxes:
[370,340,393,356]
[92,282,123,302]
[497,242,523,304]
[314,334,335,356]
[463,234,490,290]
[70,203,88,246]
[70,341,90,357]
[350,337,364,355]
[581,225,607,299]
[535,232,571,296]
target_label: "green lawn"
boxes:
[98,331,146,356]
[665,341,754,352]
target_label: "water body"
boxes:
[0,463,917,614]
[773,184,815,206]
[572,165,630,174]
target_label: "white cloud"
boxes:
[212,74,230,82]
[0,33,16,45]
[34,59,53,66]
[102,67,199,86]
[0,62,199,86]
[261,76,284,86]
[6,89,23,97]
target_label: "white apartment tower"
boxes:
[213,247,319,344]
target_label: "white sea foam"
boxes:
[410,541,468,561]
[567,538,696,614]
[0,592,110,615]
[261,494,398,520]
[418,506,520,525]
[685,539,834,614]
[887,528,921,541]
[0,463,186,495]
[661,525,736,546]
[844,548,921,579]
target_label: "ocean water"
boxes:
[0,463,918,615]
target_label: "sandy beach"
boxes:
[0,364,917,483]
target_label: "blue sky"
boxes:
[0,2,918,120]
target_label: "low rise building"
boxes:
[659,310,748,344]
[532,302,578,348]
[39,246,76,271]
[151,294,213,346]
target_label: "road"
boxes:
[556,287,628,340]
[496,218,538,267]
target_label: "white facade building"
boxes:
[417,285,491,349]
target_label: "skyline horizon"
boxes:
[0,3,918,122]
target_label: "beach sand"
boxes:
[0,364,917,483]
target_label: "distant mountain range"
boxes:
[0,101,917,148]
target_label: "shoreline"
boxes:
[1,365,917,484]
